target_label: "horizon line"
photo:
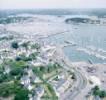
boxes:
[0,7,106,10]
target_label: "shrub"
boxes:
[11,42,19,49]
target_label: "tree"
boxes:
[0,76,29,99]
[11,42,19,49]
[21,42,29,51]
[31,43,40,50]
[15,55,31,62]
[93,86,100,96]
[99,91,106,98]
[0,83,15,97]
[39,66,47,73]
[14,88,29,100]
[93,86,99,90]
[10,68,23,76]
[15,56,22,61]
[0,74,9,83]
[29,52,38,60]
[92,86,106,98]
[71,73,76,80]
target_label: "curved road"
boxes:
[54,47,87,100]
[61,69,87,100]
[59,61,87,100]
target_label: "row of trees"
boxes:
[11,41,40,51]
[32,63,61,77]
[15,52,39,62]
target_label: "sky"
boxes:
[0,0,106,9]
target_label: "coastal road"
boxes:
[54,47,87,100]
[60,69,87,100]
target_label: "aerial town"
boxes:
[0,8,106,100]
[0,30,76,100]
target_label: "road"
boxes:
[60,69,87,100]
[54,46,87,100]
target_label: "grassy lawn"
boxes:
[43,84,52,97]
[32,63,63,99]
[43,69,62,81]
[42,84,58,100]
